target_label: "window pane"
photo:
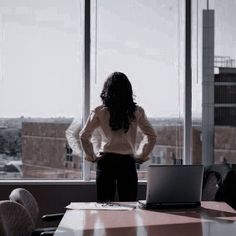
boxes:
[213,1,236,165]
[193,0,236,165]
[90,0,185,180]
[0,0,83,179]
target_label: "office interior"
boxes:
[1,0,236,229]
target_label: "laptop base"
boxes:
[138,200,201,210]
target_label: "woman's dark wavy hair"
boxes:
[100,72,137,132]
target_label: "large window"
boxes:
[0,0,83,179]
[3,0,227,180]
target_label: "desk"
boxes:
[54,201,236,236]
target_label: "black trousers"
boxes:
[96,153,138,202]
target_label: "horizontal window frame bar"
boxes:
[0,180,147,185]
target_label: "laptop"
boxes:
[139,165,204,209]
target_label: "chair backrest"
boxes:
[9,188,39,226]
[202,164,232,201]
[0,200,34,236]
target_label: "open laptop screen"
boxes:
[143,165,204,207]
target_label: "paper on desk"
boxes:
[66,202,135,211]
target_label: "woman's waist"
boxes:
[103,138,135,149]
[99,152,134,158]
[100,145,135,156]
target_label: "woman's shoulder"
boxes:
[135,105,145,114]
[92,105,108,114]
[134,105,145,120]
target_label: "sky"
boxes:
[0,0,235,118]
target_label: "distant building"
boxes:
[21,121,82,179]
[214,67,236,126]
[213,57,236,164]
[21,121,202,179]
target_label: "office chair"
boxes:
[9,188,64,236]
[0,200,34,236]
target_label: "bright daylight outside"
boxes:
[0,0,235,180]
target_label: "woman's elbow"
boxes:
[79,131,84,140]
[79,130,88,142]
[149,135,157,145]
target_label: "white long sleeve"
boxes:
[65,118,82,156]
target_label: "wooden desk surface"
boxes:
[54,201,236,236]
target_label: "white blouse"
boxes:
[77,105,157,163]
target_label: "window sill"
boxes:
[0,179,147,185]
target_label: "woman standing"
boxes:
[79,72,157,202]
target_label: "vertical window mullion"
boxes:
[82,0,91,180]
[184,0,192,165]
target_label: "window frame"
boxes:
[0,0,195,182]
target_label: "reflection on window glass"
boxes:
[91,0,185,180]
[0,0,83,179]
